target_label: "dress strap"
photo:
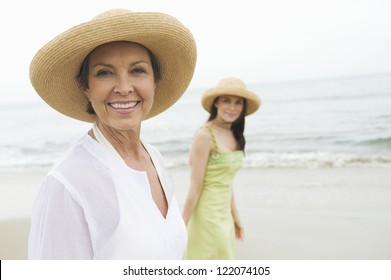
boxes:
[204,126,219,153]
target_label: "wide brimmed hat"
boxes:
[30,9,197,122]
[201,77,261,115]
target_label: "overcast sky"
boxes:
[1,0,390,102]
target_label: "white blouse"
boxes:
[28,134,187,259]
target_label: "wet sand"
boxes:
[1,166,391,259]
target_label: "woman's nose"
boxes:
[228,102,236,110]
[114,76,134,95]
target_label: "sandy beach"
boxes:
[1,166,391,260]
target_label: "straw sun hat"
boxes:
[30,9,197,122]
[201,77,261,116]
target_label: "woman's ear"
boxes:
[213,97,219,108]
[84,89,91,100]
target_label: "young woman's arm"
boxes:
[182,128,212,225]
[231,193,244,240]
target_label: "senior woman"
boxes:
[28,9,196,260]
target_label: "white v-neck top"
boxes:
[28,134,187,260]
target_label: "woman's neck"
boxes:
[94,121,145,160]
[208,119,231,132]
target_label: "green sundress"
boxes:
[185,126,243,259]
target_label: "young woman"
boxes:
[183,77,261,259]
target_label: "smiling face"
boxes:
[214,95,245,123]
[84,41,156,132]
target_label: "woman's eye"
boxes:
[132,67,146,74]
[96,69,112,77]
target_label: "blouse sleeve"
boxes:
[28,175,93,259]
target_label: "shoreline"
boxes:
[1,166,391,259]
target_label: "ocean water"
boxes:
[1,73,390,171]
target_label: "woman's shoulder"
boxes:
[190,126,213,151]
[142,141,161,157]
[48,133,108,177]
[194,125,212,141]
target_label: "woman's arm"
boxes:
[182,128,212,225]
[231,193,244,240]
[28,176,93,259]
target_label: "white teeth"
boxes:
[110,102,137,109]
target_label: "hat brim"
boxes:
[201,87,261,116]
[30,11,197,122]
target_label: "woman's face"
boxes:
[214,95,244,123]
[85,41,156,131]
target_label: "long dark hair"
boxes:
[208,97,247,151]
[76,42,162,115]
